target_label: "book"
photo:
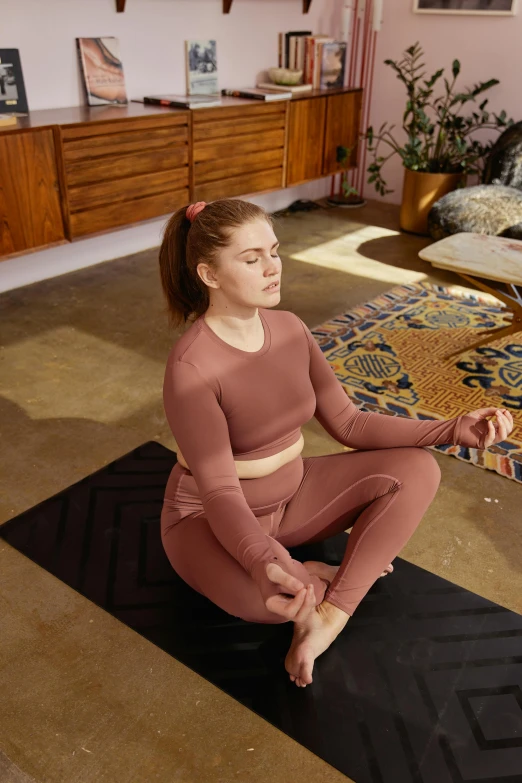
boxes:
[185,40,219,96]
[0,113,17,126]
[143,94,222,109]
[313,37,334,88]
[76,38,128,106]
[296,36,307,71]
[284,31,311,69]
[221,88,291,102]
[303,35,332,85]
[256,82,313,94]
[0,49,29,114]
[319,42,347,90]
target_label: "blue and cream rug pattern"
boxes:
[311,281,522,483]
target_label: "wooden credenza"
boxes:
[0,88,362,260]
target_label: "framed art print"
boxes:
[0,49,29,114]
[414,0,517,13]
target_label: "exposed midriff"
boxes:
[176,432,305,478]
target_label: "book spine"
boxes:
[307,38,315,86]
[185,42,191,95]
[314,42,323,89]
[284,33,291,69]
[221,89,266,101]
[297,37,304,71]
[76,38,91,105]
[288,35,296,70]
[143,97,180,107]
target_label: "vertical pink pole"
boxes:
[358,29,377,196]
[348,0,359,88]
[354,0,371,192]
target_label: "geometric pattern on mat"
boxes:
[1,441,521,783]
[312,280,522,483]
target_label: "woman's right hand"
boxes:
[264,562,317,622]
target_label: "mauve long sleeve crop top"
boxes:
[163,307,488,603]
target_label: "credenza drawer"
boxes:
[63,125,188,162]
[193,111,285,142]
[61,113,188,141]
[69,188,188,237]
[64,146,189,188]
[194,168,283,202]
[67,168,189,212]
[195,148,283,184]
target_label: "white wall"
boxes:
[1,0,338,292]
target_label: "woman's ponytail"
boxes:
[159,205,207,331]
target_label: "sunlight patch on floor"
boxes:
[289,225,428,285]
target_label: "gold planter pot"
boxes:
[399,168,465,236]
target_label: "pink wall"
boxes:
[365,0,522,203]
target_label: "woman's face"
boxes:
[197,219,282,308]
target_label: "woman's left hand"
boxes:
[466,407,514,448]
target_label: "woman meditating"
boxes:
[159,198,513,689]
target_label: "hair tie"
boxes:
[186,202,207,223]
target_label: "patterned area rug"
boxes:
[311,281,522,483]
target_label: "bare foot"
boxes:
[303,560,393,583]
[284,601,349,688]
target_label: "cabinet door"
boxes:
[286,97,327,187]
[322,91,362,176]
[0,129,65,257]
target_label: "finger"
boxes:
[266,563,304,595]
[293,584,316,623]
[284,588,309,620]
[501,409,514,433]
[484,419,495,448]
[473,407,500,418]
[496,411,508,442]
[265,588,305,619]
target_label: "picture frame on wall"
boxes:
[0,49,29,115]
[413,0,517,13]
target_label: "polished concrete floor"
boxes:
[1,199,520,783]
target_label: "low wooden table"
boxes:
[418,232,522,359]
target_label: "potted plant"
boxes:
[362,42,513,235]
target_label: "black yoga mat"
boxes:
[2,441,521,783]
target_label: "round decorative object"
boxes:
[268,67,303,85]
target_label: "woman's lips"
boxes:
[264,282,280,291]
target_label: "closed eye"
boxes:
[247,253,280,265]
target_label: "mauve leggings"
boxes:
[161,446,441,624]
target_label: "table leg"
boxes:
[443,272,522,360]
